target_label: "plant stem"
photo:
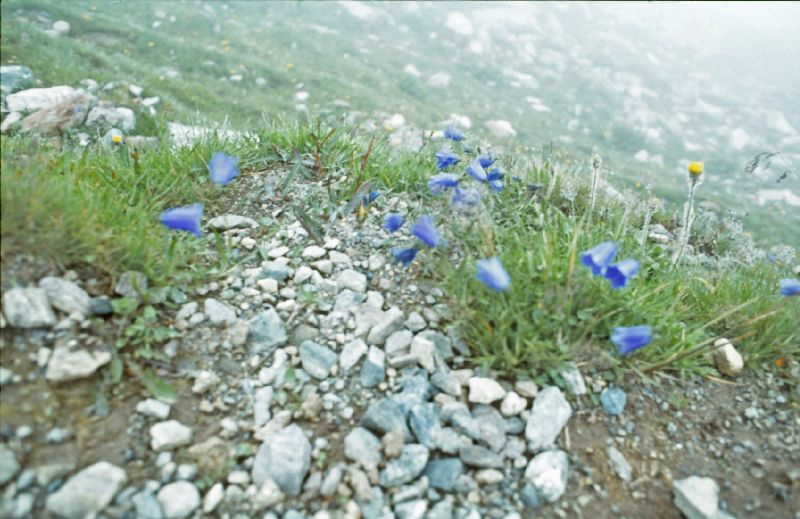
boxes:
[672,181,696,267]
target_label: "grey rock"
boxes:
[379,444,429,487]
[336,269,367,293]
[6,85,75,112]
[262,261,291,282]
[150,420,192,451]
[471,405,508,452]
[0,65,35,94]
[524,450,568,502]
[132,490,164,519]
[395,499,428,519]
[86,106,136,131]
[385,330,413,357]
[114,271,148,299]
[432,427,467,455]
[88,296,113,316]
[20,93,93,135]
[204,298,237,326]
[673,476,734,519]
[344,427,383,468]
[46,343,112,382]
[157,481,200,518]
[600,386,627,416]
[320,464,344,496]
[459,445,504,468]
[404,311,427,332]
[252,424,311,496]
[431,369,462,396]
[468,377,506,404]
[519,483,541,508]
[360,398,412,441]
[45,461,127,519]
[208,214,258,230]
[408,403,442,449]
[202,482,224,513]
[500,391,528,416]
[0,444,20,485]
[136,399,171,419]
[367,307,405,345]
[417,330,453,360]
[559,362,586,395]
[0,367,12,386]
[356,486,385,519]
[247,309,287,355]
[253,386,274,428]
[340,338,368,372]
[299,341,338,379]
[39,277,90,316]
[425,458,463,491]
[428,500,454,519]
[607,446,632,482]
[361,345,386,388]
[334,289,365,313]
[392,368,434,416]
[525,386,572,451]
[1,111,22,133]
[2,287,56,328]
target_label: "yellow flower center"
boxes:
[111,135,122,143]
[688,162,704,176]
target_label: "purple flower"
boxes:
[478,155,495,169]
[412,215,440,247]
[611,325,653,355]
[466,160,487,182]
[580,241,618,276]
[428,173,461,195]
[488,179,503,193]
[361,190,379,206]
[487,168,503,182]
[392,247,418,267]
[435,147,460,170]
[476,257,511,292]
[159,203,203,237]
[605,259,640,289]
[383,213,405,233]
[444,126,463,142]
[779,278,800,297]
[208,152,239,186]
[451,186,481,210]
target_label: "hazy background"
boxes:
[2,0,798,246]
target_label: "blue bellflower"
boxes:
[605,258,640,289]
[361,190,379,206]
[451,186,481,210]
[208,152,239,186]
[611,325,653,356]
[159,203,203,237]
[444,126,463,142]
[580,241,618,276]
[466,160,488,182]
[435,147,460,170]
[478,155,495,169]
[383,213,405,233]
[412,215,440,247]
[428,173,461,195]
[779,278,800,297]
[487,168,503,192]
[392,247,418,267]
[476,257,511,292]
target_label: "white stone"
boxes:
[500,391,528,417]
[52,20,70,34]
[336,269,367,293]
[257,278,278,294]
[445,12,474,35]
[192,370,220,394]
[241,236,257,250]
[6,86,75,112]
[129,84,143,97]
[514,380,538,398]
[468,377,506,404]
[712,338,743,377]
[86,106,136,131]
[525,386,572,450]
[46,344,111,382]
[204,298,237,325]
[673,476,731,519]
[606,446,632,482]
[3,287,56,328]
[208,214,258,230]
[410,336,436,373]
[157,481,200,518]
[39,277,90,316]
[385,330,413,356]
[339,338,368,371]
[136,399,171,419]
[45,462,127,518]
[202,482,224,513]
[368,254,385,271]
[302,245,327,259]
[254,477,285,508]
[150,420,193,451]
[475,468,504,485]
[524,450,568,502]
[559,362,586,395]
[294,266,314,284]
[485,119,517,138]
[1,112,22,133]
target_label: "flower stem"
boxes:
[640,206,653,258]
[589,164,599,218]
[672,181,696,267]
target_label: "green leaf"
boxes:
[109,357,123,384]
[140,370,177,404]
[112,297,140,316]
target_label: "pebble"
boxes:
[208,214,258,230]
[202,482,224,513]
[600,386,627,416]
[247,308,288,354]
[712,338,744,377]
[132,490,163,518]
[379,444,430,487]
[515,380,539,398]
[157,481,201,518]
[559,362,587,395]
[204,298,237,325]
[252,424,311,496]
[525,386,572,451]
[45,342,112,383]
[2,287,56,328]
[500,391,528,416]
[459,445,504,469]
[339,338,368,371]
[0,444,20,485]
[606,446,633,482]
[367,307,405,345]
[45,462,127,518]
[524,450,569,502]
[344,427,383,468]
[337,269,368,293]
[299,340,338,379]
[673,476,733,519]
[150,420,193,451]
[468,377,507,404]
[39,276,90,316]
[360,398,412,441]
[302,245,327,259]
[361,345,386,387]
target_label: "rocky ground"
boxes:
[1,163,798,519]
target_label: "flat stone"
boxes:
[607,446,632,482]
[379,444,429,487]
[132,490,163,519]
[360,398,412,441]
[367,307,405,345]
[45,461,127,519]
[410,335,437,373]
[501,391,528,416]
[136,399,170,419]
[524,450,568,502]
[525,386,572,451]
[6,85,76,112]
[302,245,327,259]
[336,269,367,293]
[299,340,338,379]
[208,214,258,230]
[425,458,463,491]
[468,377,506,404]
[38,278,90,315]
[157,481,200,518]
[2,287,56,328]
[559,362,586,395]
[459,445,503,469]
[673,476,733,519]
[0,444,20,485]
[21,93,93,135]
[204,298,237,325]
[599,387,627,416]
[408,403,442,449]
[712,338,743,377]
[46,343,111,383]
[247,308,287,355]
[150,420,193,451]
[386,330,413,356]
[252,424,311,496]
[339,338,368,372]
[360,345,386,388]
[344,427,383,469]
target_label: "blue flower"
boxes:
[779,278,800,297]
[611,325,653,356]
[383,213,405,233]
[444,126,463,142]
[159,203,203,237]
[580,241,618,276]
[487,168,503,182]
[412,215,440,247]
[392,247,418,267]
[208,152,239,186]
[604,258,640,289]
[428,173,461,195]
[451,186,481,210]
[435,147,460,170]
[361,190,379,206]
[476,257,511,292]
[466,160,487,182]
[488,179,503,193]
[478,155,495,169]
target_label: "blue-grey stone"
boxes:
[600,386,627,416]
[360,346,385,388]
[431,369,461,396]
[88,297,113,316]
[428,500,454,519]
[360,398,412,440]
[252,424,311,496]
[132,490,163,519]
[505,416,525,435]
[458,445,503,469]
[299,341,337,379]
[409,403,442,449]
[472,405,507,452]
[357,486,385,519]
[0,65,35,94]
[344,427,382,468]
[247,309,287,355]
[394,499,427,519]
[417,330,453,360]
[425,458,463,491]
[520,483,541,508]
[262,261,291,281]
[379,444,429,487]
[392,368,433,415]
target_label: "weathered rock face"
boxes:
[6,85,76,113]
[45,461,127,519]
[20,93,94,135]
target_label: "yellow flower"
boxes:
[111,134,123,144]
[688,162,704,176]
[148,41,155,47]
